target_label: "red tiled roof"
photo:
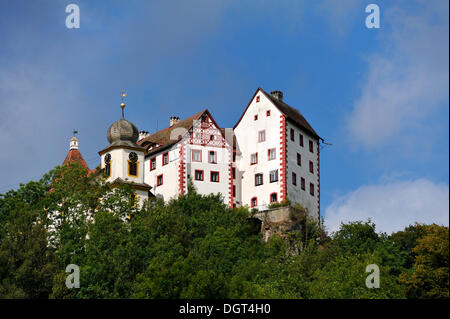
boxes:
[62,149,90,170]
[137,109,207,156]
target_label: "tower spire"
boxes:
[120,90,126,118]
[69,130,79,150]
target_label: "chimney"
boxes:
[139,130,149,140]
[270,90,283,101]
[169,116,180,127]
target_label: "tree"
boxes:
[400,224,449,299]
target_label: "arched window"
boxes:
[105,162,111,177]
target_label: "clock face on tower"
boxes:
[104,153,111,164]
[129,152,138,163]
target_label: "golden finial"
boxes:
[120,90,126,118]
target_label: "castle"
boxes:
[63,88,322,223]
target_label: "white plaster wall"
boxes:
[234,90,283,210]
[285,121,319,220]
[184,144,231,203]
[100,147,145,184]
[144,144,180,201]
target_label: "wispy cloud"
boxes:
[324,178,449,234]
[348,0,449,149]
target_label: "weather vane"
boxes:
[121,90,126,118]
[73,129,78,136]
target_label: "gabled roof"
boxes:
[137,109,205,156]
[137,109,225,156]
[62,149,90,170]
[234,88,321,140]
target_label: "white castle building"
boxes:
[63,88,322,223]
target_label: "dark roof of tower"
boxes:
[234,88,321,140]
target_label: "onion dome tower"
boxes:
[98,91,151,207]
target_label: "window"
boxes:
[310,183,315,196]
[232,167,236,179]
[250,153,258,165]
[157,174,163,186]
[192,150,202,162]
[292,172,297,186]
[266,110,271,116]
[163,152,169,165]
[256,96,260,103]
[290,128,295,141]
[208,151,217,164]
[105,163,111,177]
[300,134,304,147]
[309,140,314,153]
[268,148,276,160]
[194,170,204,181]
[210,135,214,141]
[270,193,278,203]
[270,170,278,183]
[297,153,302,166]
[150,157,156,171]
[128,161,138,177]
[210,171,220,182]
[258,130,266,142]
[130,194,137,208]
[233,185,236,197]
[254,114,258,121]
[255,173,263,186]
[251,197,257,208]
[309,161,314,174]
[301,177,305,190]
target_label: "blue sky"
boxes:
[1,0,448,233]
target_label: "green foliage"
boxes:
[0,165,448,299]
[399,224,449,299]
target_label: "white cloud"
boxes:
[348,0,449,149]
[324,179,449,234]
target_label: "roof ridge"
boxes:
[139,109,206,143]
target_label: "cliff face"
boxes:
[252,206,318,255]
